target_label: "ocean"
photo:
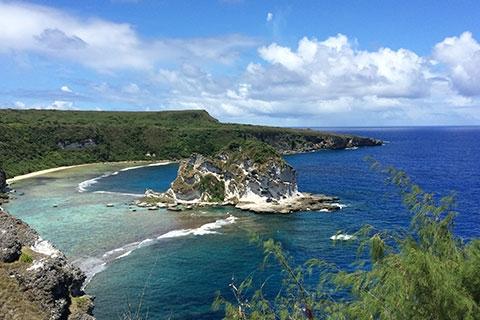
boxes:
[4,126,480,319]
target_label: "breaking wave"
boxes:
[79,215,237,286]
[77,162,172,193]
[330,233,357,241]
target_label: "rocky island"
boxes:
[0,210,95,320]
[137,140,343,214]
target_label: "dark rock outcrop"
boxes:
[0,231,21,263]
[138,141,342,214]
[0,210,95,320]
[247,131,382,155]
[57,139,97,151]
[0,168,6,193]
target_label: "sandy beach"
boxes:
[6,160,173,184]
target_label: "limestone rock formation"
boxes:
[0,210,95,320]
[138,141,342,214]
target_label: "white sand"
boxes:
[6,160,172,184]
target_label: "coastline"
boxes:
[6,160,174,184]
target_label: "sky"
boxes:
[1,0,480,126]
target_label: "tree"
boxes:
[214,160,480,319]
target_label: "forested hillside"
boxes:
[0,109,381,177]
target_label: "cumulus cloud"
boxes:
[1,1,479,125]
[60,85,72,93]
[150,33,480,125]
[4,100,75,110]
[0,2,257,71]
[50,100,74,110]
[257,35,430,99]
[433,32,480,96]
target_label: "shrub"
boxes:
[19,251,33,264]
[199,174,225,202]
[214,161,480,319]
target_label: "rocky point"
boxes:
[137,141,343,214]
[0,210,95,320]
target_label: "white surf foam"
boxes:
[157,215,237,239]
[330,233,357,241]
[78,172,118,192]
[75,257,107,288]
[345,146,359,150]
[30,238,61,258]
[332,203,347,209]
[119,162,172,172]
[116,250,133,259]
[77,162,172,193]
[93,190,144,197]
[80,215,237,285]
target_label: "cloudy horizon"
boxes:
[1,0,479,126]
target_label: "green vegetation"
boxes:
[0,109,375,178]
[222,140,283,165]
[19,250,33,264]
[0,268,46,320]
[69,295,93,317]
[214,161,480,319]
[199,174,225,202]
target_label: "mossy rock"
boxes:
[198,174,225,202]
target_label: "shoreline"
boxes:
[6,160,174,184]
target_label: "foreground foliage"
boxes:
[214,161,480,319]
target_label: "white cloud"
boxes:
[122,83,140,94]
[3,100,75,110]
[1,1,479,126]
[257,35,430,99]
[0,2,257,71]
[14,101,26,108]
[60,85,72,93]
[50,100,74,110]
[266,12,273,22]
[433,32,480,96]
[148,33,480,125]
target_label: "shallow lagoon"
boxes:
[5,127,480,319]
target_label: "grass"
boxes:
[19,250,33,264]
[0,259,47,320]
[69,295,93,317]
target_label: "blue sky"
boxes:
[1,0,480,126]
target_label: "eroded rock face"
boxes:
[138,142,340,214]
[57,139,97,151]
[158,151,298,205]
[0,168,6,193]
[0,230,21,262]
[0,210,95,320]
[248,132,382,155]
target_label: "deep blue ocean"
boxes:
[5,127,480,319]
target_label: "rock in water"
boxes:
[0,210,95,320]
[138,140,341,214]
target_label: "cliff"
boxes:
[0,168,8,205]
[138,141,342,214]
[0,168,6,193]
[248,130,382,154]
[0,210,95,320]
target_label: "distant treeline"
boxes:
[0,109,379,177]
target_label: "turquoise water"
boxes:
[4,127,480,319]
